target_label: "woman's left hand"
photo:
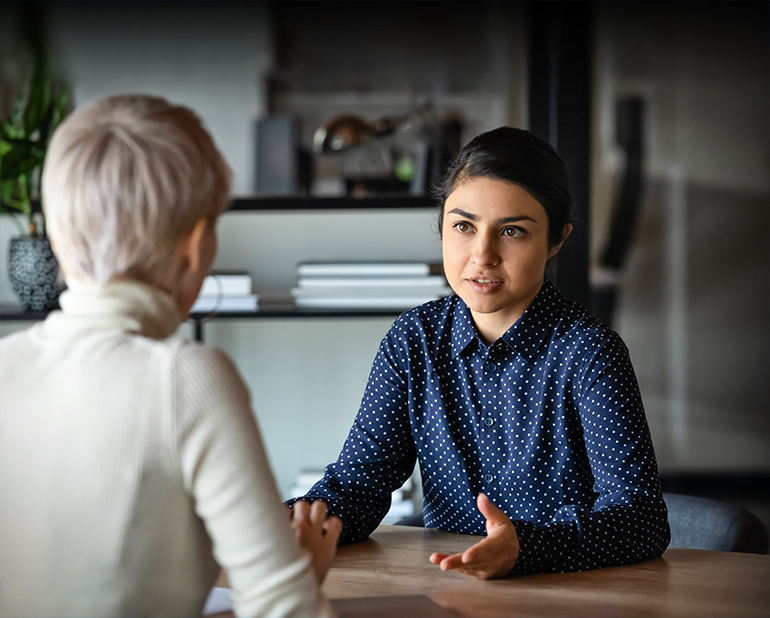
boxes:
[429,493,520,580]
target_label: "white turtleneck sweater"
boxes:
[0,281,334,618]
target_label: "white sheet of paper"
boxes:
[202,587,232,615]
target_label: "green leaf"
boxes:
[0,176,32,217]
[50,86,70,132]
[9,89,26,131]
[0,141,43,181]
[1,122,24,140]
[22,63,52,137]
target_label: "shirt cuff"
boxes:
[509,519,578,575]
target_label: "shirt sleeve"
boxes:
[510,331,670,575]
[174,343,336,617]
[286,329,417,544]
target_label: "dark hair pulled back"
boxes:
[433,127,574,248]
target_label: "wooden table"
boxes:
[321,525,770,618]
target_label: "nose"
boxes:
[470,233,500,267]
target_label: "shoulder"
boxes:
[0,328,35,375]
[552,298,630,363]
[172,338,237,370]
[171,340,250,400]
[392,295,456,334]
[365,296,458,373]
[0,327,33,349]
[386,295,457,350]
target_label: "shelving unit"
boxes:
[26,195,437,213]
[227,195,435,211]
[0,303,407,343]
[0,195,438,341]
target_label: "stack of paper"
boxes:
[192,271,259,312]
[291,262,453,309]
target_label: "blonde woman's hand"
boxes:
[290,500,342,584]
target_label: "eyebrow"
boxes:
[446,208,539,225]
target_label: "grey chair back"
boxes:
[664,492,768,554]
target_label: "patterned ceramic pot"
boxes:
[8,236,65,311]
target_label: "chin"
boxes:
[460,296,506,315]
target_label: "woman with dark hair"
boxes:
[289,127,670,579]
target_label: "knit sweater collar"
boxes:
[43,279,182,340]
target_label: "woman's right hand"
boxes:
[290,500,342,584]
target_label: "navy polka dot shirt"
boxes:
[290,278,670,574]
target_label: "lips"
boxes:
[466,275,503,293]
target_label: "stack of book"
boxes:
[191,271,259,313]
[291,261,453,309]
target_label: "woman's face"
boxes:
[441,176,569,344]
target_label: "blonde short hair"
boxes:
[42,94,232,285]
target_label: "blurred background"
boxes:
[1,1,767,532]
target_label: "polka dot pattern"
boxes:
[289,279,670,574]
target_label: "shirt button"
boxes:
[484,473,495,483]
[483,417,495,427]
[487,362,498,373]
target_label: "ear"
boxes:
[177,217,210,276]
[547,223,573,260]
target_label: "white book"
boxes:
[199,271,253,296]
[191,294,259,313]
[297,275,448,288]
[297,261,438,278]
[293,295,444,310]
[292,285,454,298]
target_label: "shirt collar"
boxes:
[450,298,478,358]
[450,278,565,362]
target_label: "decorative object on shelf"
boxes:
[1,52,70,310]
[8,236,64,311]
[312,101,463,197]
[255,115,313,196]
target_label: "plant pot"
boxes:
[8,236,66,311]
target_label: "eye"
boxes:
[502,226,526,238]
[453,221,472,233]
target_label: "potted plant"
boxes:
[1,62,69,311]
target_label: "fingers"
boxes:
[291,500,338,536]
[291,499,310,520]
[477,493,509,528]
[429,552,449,565]
[430,552,464,571]
[323,515,343,544]
[429,523,518,580]
[309,500,328,526]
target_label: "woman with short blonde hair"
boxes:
[1,94,340,617]
[43,94,231,286]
